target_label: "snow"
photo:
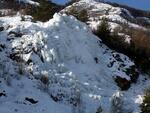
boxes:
[0,8,150,113]
[136,17,150,24]
[62,0,150,33]
[62,0,130,28]
[16,0,39,5]
[118,33,131,44]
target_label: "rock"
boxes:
[0,91,6,97]
[115,76,131,90]
[8,31,23,37]
[25,97,38,104]
[0,26,4,32]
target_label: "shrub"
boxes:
[128,28,150,71]
[77,9,88,22]
[40,74,49,91]
[94,19,150,72]
[141,88,150,113]
[111,91,124,113]
[95,18,111,40]
[125,65,139,83]
[94,19,129,53]
[40,74,49,86]
[67,7,88,22]
[94,20,128,51]
[25,0,62,22]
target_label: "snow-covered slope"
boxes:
[0,0,39,17]
[16,0,39,5]
[0,13,150,113]
[62,0,150,30]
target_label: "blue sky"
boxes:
[52,0,150,11]
[52,0,70,5]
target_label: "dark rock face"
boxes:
[8,31,23,37]
[0,92,6,97]
[0,44,5,51]
[0,91,6,97]
[25,97,38,104]
[0,27,4,32]
[115,76,131,91]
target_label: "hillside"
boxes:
[0,0,62,22]
[0,0,150,113]
[62,0,150,71]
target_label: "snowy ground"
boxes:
[16,0,39,5]
[62,0,150,32]
[0,13,150,113]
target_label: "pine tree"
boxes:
[95,18,111,42]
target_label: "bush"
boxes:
[94,19,150,72]
[125,27,150,72]
[125,65,139,83]
[77,9,88,22]
[141,88,150,113]
[0,0,22,16]
[127,28,150,71]
[25,0,62,22]
[95,18,111,40]
[111,91,124,113]
[67,7,88,22]
[40,74,49,86]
